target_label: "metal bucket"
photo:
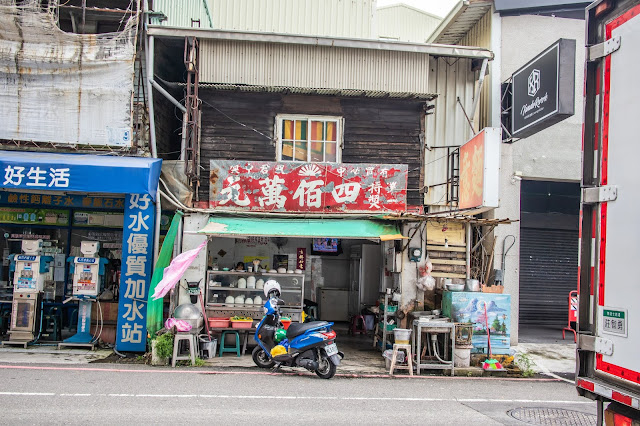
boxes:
[465,279,480,292]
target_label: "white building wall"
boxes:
[488,14,585,344]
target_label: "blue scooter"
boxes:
[252,295,343,379]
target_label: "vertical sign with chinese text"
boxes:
[296,248,306,271]
[116,194,155,352]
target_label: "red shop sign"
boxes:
[209,160,408,213]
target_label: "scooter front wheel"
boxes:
[252,346,275,368]
[315,354,336,379]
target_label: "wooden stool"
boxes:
[172,333,197,367]
[389,343,413,376]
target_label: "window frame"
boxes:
[275,114,343,163]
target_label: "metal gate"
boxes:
[519,227,579,326]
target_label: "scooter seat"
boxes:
[286,321,330,339]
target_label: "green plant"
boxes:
[193,357,206,367]
[154,332,174,360]
[515,353,535,378]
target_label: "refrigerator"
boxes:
[442,291,511,355]
[349,244,382,316]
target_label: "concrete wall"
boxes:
[488,14,585,344]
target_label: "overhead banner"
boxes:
[209,160,408,213]
[458,127,501,213]
[511,38,576,139]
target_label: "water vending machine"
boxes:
[62,241,107,347]
[6,240,52,345]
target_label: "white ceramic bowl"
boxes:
[237,278,247,288]
[245,297,253,306]
[225,295,235,306]
[256,279,264,289]
[253,296,262,306]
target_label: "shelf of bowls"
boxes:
[205,262,305,323]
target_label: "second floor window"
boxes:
[276,115,342,163]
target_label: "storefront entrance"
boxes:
[0,151,162,352]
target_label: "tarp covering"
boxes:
[198,216,402,240]
[0,1,137,147]
[146,211,183,338]
[0,151,162,200]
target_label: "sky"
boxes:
[376,0,460,18]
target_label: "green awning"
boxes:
[198,217,404,240]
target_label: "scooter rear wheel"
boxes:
[315,354,336,379]
[252,346,275,368]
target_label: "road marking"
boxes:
[59,394,91,397]
[0,391,593,404]
[0,392,55,396]
[0,364,563,382]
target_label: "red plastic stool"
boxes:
[351,315,367,335]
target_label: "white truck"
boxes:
[577,0,640,423]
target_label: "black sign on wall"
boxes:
[511,38,576,139]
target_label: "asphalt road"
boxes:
[0,363,597,425]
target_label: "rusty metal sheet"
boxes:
[209,160,408,213]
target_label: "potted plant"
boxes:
[151,332,174,366]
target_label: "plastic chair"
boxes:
[350,315,367,335]
[219,330,241,357]
[172,333,197,367]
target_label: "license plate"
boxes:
[325,343,338,356]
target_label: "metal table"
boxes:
[411,319,455,376]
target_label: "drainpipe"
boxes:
[466,222,471,279]
[144,6,161,265]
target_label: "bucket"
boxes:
[199,336,217,359]
[454,345,472,367]
[393,328,411,344]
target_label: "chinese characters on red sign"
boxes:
[210,161,408,213]
[296,248,306,271]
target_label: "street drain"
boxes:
[507,407,596,425]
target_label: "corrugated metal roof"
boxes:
[376,4,442,43]
[428,0,493,45]
[199,39,437,94]
[151,0,212,28]
[196,83,437,100]
[210,0,375,38]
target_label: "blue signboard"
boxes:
[116,194,155,352]
[0,191,125,210]
[0,151,162,200]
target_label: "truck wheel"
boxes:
[252,346,275,368]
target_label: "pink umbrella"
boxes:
[151,240,207,300]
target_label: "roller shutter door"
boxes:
[519,227,579,326]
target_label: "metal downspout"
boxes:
[466,222,471,279]
[144,16,160,265]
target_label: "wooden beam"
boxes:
[430,258,466,265]
[431,272,466,278]
[427,245,466,252]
